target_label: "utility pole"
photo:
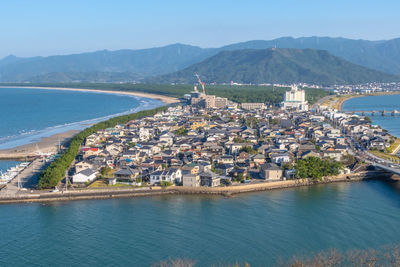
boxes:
[65,170,68,192]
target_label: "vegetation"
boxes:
[152,245,400,266]
[160,181,174,188]
[369,150,400,163]
[3,37,400,83]
[175,127,188,136]
[38,106,168,189]
[150,48,400,85]
[239,146,257,154]
[100,166,114,177]
[295,156,344,180]
[0,82,329,105]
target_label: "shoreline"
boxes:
[0,171,396,204]
[0,86,176,158]
[338,91,400,111]
[0,86,179,104]
[0,130,80,160]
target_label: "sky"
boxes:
[0,0,400,58]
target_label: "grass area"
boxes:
[387,138,400,154]
[88,179,146,188]
[369,150,400,163]
[88,180,108,188]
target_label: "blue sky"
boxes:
[0,0,399,58]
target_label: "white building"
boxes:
[281,86,308,111]
[72,168,98,184]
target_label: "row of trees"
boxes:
[295,156,344,180]
[38,106,168,189]
[1,82,330,105]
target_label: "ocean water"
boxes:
[0,160,19,173]
[0,87,163,149]
[342,94,400,137]
[1,181,400,266]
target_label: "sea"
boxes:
[342,94,400,137]
[1,92,400,266]
[0,87,163,173]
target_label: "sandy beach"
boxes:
[0,86,180,104]
[0,130,80,160]
[0,86,178,159]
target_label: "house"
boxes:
[271,153,292,165]
[215,163,235,175]
[369,136,385,150]
[72,168,98,184]
[113,167,140,183]
[260,163,282,181]
[252,154,266,165]
[199,171,220,187]
[75,161,94,173]
[150,168,182,185]
[182,173,200,187]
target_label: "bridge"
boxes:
[345,110,400,116]
[372,163,400,176]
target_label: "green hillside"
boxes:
[149,48,400,85]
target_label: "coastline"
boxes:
[0,130,80,160]
[337,92,400,111]
[0,86,176,158]
[0,171,396,204]
[0,86,179,104]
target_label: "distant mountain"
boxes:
[0,44,213,82]
[2,36,400,82]
[217,37,400,75]
[149,48,400,85]
[27,72,143,83]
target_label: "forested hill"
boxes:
[149,48,400,85]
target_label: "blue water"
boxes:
[0,160,19,173]
[0,87,163,149]
[343,94,400,137]
[1,181,400,266]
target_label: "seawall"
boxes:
[0,171,394,205]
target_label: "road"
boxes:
[0,158,47,198]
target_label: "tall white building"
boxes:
[281,86,308,111]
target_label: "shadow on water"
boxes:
[362,178,400,206]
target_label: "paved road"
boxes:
[0,158,46,198]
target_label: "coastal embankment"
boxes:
[0,171,395,204]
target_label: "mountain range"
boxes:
[1,36,400,84]
[150,48,399,85]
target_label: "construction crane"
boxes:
[194,73,206,95]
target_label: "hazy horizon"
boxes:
[1,0,400,58]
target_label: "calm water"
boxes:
[343,94,400,137]
[1,181,400,266]
[0,87,163,149]
[2,93,400,266]
[0,160,19,173]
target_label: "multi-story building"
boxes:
[281,86,308,111]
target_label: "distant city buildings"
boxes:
[241,103,266,110]
[281,86,309,111]
[190,85,228,109]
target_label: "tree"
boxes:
[295,156,343,180]
[175,127,188,136]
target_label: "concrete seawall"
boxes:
[0,171,394,204]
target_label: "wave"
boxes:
[0,98,163,150]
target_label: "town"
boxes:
[68,85,400,189]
